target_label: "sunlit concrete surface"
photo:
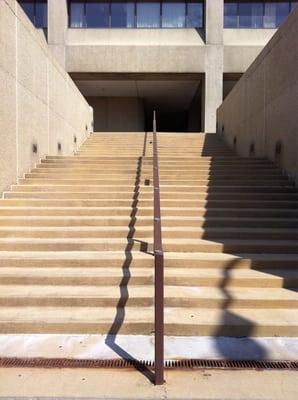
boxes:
[0,368,297,399]
[0,334,298,361]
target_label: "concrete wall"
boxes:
[0,0,93,194]
[87,97,144,132]
[217,8,298,184]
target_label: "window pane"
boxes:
[264,2,290,28]
[224,2,238,28]
[19,1,35,24]
[162,2,185,28]
[35,1,48,28]
[136,2,160,28]
[186,2,203,28]
[290,1,298,10]
[239,3,263,28]
[70,2,85,28]
[111,2,135,27]
[86,2,109,27]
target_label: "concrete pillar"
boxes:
[205,0,224,44]
[203,0,224,133]
[47,0,68,68]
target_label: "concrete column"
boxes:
[205,0,224,44]
[47,0,68,68]
[202,46,224,133]
[203,0,224,133]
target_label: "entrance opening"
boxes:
[71,73,203,132]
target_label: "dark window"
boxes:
[136,2,160,27]
[18,1,47,28]
[239,2,263,28]
[224,1,292,28]
[68,1,204,28]
[162,2,186,28]
[186,1,203,27]
[224,2,238,27]
[70,1,85,27]
[86,1,109,27]
[111,2,135,27]
[291,1,298,10]
[35,0,48,27]
[264,2,290,28]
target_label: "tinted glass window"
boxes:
[239,2,263,28]
[111,2,135,27]
[291,1,298,10]
[70,2,85,27]
[19,1,35,23]
[186,2,203,27]
[224,2,238,27]
[136,2,160,27]
[86,2,109,27]
[264,2,290,28]
[35,1,47,28]
[162,2,185,28]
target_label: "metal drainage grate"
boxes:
[0,358,297,370]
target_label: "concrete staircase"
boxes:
[0,132,298,337]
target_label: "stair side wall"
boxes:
[0,0,93,194]
[216,8,298,185]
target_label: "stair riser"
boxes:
[18,178,289,185]
[0,230,296,240]
[0,209,296,217]
[0,258,296,269]
[0,242,295,253]
[162,243,298,254]
[4,192,298,201]
[1,200,297,209]
[0,323,297,337]
[0,243,153,252]
[1,276,297,288]
[1,298,297,308]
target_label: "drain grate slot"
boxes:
[0,358,297,370]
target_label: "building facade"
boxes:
[19,0,298,132]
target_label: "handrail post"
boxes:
[152,110,164,385]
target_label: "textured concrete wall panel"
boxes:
[217,8,298,183]
[0,0,92,194]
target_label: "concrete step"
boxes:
[0,216,296,228]
[0,267,296,288]
[1,199,296,209]
[0,306,297,336]
[0,237,295,253]
[0,285,296,308]
[0,251,296,269]
[4,191,298,201]
[0,284,298,311]
[0,226,296,240]
[0,206,296,218]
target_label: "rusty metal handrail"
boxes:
[152,110,164,385]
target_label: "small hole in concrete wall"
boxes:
[275,140,283,164]
[221,125,224,135]
[85,124,88,132]
[74,136,77,144]
[144,179,150,186]
[249,142,255,157]
[57,142,62,152]
[233,136,237,146]
[32,144,38,154]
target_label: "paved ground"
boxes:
[0,367,297,400]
